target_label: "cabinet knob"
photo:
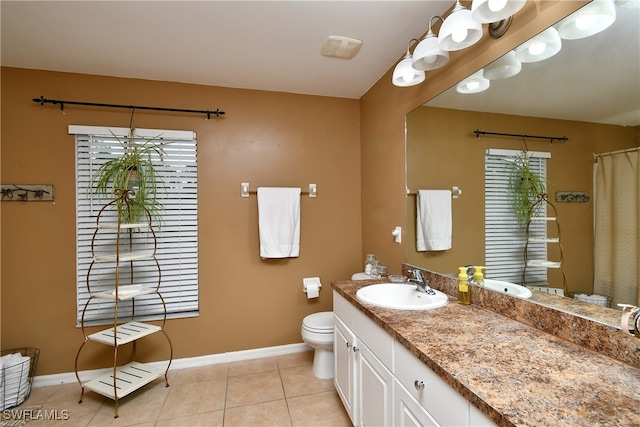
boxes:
[353,346,359,354]
[414,380,425,390]
[346,342,352,349]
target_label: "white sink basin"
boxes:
[356,283,448,310]
[483,279,532,299]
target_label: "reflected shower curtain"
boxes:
[593,149,640,307]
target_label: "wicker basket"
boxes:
[1,347,40,411]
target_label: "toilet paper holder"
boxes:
[303,277,322,294]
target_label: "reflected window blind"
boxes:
[485,149,548,285]
[73,126,198,325]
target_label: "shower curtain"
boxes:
[593,149,640,307]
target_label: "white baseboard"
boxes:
[33,342,312,388]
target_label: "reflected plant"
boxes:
[505,155,550,225]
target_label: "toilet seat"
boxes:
[302,312,334,334]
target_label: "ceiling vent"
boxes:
[320,35,363,59]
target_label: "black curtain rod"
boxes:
[474,129,568,143]
[32,96,225,119]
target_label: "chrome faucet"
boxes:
[408,269,436,295]
[466,266,475,284]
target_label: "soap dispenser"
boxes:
[473,266,485,287]
[458,267,471,305]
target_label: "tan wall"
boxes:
[1,67,362,375]
[406,107,638,294]
[0,0,596,377]
[359,1,589,278]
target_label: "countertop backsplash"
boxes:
[402,264,640,369]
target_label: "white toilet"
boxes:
[301,311,335,379]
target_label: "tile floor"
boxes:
[13,351,352,427]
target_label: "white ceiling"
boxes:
[0,0,450,99]
[1,1,638,126]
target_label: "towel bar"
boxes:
[241,182,317,198]
[406,186,461,198]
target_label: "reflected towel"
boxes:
[416,190,452,251]
[258,187,301,258]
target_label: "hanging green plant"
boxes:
[505,155,549,225]
[90,129,169,224]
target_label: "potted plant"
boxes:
[505,155,549,225]
[90,129,168,224]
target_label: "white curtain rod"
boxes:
[593,146,640,159]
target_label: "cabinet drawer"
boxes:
[394,341,469,427]
[394,378,439,427]
[333,291,393,369]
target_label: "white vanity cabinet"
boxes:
[334,293,394,427]
[333,290,497,427]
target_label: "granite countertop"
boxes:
[332,280,640,427]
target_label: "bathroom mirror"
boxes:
[405,2,639,328]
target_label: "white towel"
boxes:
[416,189,452,251]
[258,187,301,258]
[1,352,31,410]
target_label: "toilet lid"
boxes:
[303,311,334,333]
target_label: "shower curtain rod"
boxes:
[593,146,640,159]
[32,96,225,119]
[474,129,568,143]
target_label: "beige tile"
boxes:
[88,385,170,426]
[276,351,314,370]
[47,382,90,403]
[280,366,335,398]
[288,390,352,427]
[223,399,292,427]
[19,384,61,406]
[172,363,229,385]
[145,368,177,389]
[155,409,224,427]
[158,378,227,420]
[26,397,105,427]
[23,354,344,427]
[228,357,278,377]
[225,371,284,408]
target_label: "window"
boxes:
[72,126,198,325]
[485,149,549,285]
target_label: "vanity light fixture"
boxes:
[557,0,616,40]
[412,16,449,71]
[615,0,640,9]
[515,26,562,63]
[483,50,522,79]
[456,70,490,94]
[438,1,483,51]
[471,0,527,24]
[392,39,425,87]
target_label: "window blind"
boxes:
[485,149,548,285]
[73,126,199,326]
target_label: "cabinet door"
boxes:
[357,342,393,427]
[394,379,439,427]
[394,342,469,427]
[334,315,358,426]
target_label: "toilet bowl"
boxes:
[301,311,335,379]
